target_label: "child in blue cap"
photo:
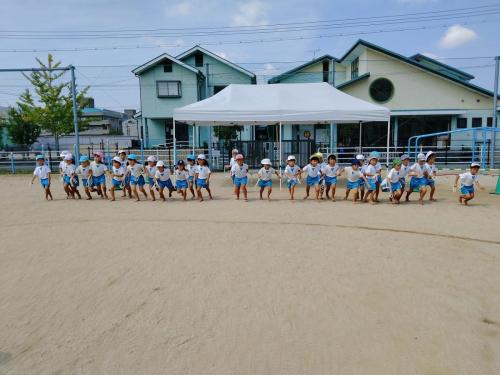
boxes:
[186,154,197,199]
[110,156,126,202]
[76,155,92,199]
[31,155,53,200]
[344,159,367,203]
[127,154,147,201]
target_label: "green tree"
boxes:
[4,91,41,147]
[214,125,243,142]
[23,54,89,150]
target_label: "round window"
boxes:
[369,78,394,103]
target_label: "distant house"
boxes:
[81,107,126,135]
[133,45,256,147]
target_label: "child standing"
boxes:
[186,155,197,199]
[90,151,108,199]
[302,155,322,200]
[386,158,403,204]
[154,160,175,201]
[454,162,485,205]
[174,160,189,201]
[194,154,212,202]
[344,159,367,203]
[62,154,81,199]
[230,154,249,201]
[118,150,132,198]
[31,155,53,200]
[356,154,367,201]
[59,150,70,198]
[127,154,147,201]
[405,153,428,204]
[257,158,281,200]
[76,155,92,200]
[321,154,341,201]
[283,155,301,200]
[399,154,411,193]
[110,156,125,202]
[424,151,438,201]
[145,155,158,201]
[363,154,378,204]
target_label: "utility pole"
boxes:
[491,56,500,170]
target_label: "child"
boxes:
[257,158,281,200]
[174,160,189,201]
[424,151,438,201]
[302,155,322,200]
[155,160,175,201]
[230,154,249,201]
[283,155,301,200]
[386,158,403,204]
[399,154,411,193]
[194,154,212,202]
[62,153,81,199]
[31,155,53,200]
[118,150,132,198]
[110,156,125,202]
[76,155,92,200]
[321,154,341,201]
[90,151,108,199]
[186,154,197,199]
[59,150,70,198]
[405,153,428,205]
[145,155,158,201]
[363,154,378,204]
[344,159,367,203]
[369,151,383,202]
[454,162,485,205]
[356,154,366,201]
[126,154,147,201]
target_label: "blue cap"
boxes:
[369,151,380,159]
[79,155,89,163]
[177,159,185,165]
[187,154,195,160]
[36,154,44,160]
[351,159,360,165]
[128,154,137,160]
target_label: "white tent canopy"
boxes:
[172,82,391,166]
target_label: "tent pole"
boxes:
[358,121,362,154]
[279,122,282,191]
[173,117,176,167]
[386,119,391,167]
[192,124,195,155]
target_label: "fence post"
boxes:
[48,146,52,171]
[10,152,15,174]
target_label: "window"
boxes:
[156,81,181,98]
[369,78,394,103]
[194,53,204,67]
[471,117,482,128]
[163,59,172,73]
[322,60,330,83]
[213,85,227,94]
[351,57,359,79]
[456,118,467,129]
[487,117,493,127]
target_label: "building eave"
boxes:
[267,54,338,84]
[335,72,370,89]
[132,53,202,76]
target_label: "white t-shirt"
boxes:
[119,157,128,169]
[127,163,144,178]
[90,161,107,177]
[284,165,300,180]
[375,161,382,173]
[145,165,157,178]
[345,167,364,182]
[258,167,275,181]
[387,168,401,183]
[302,164,321,178]
[410,163,425,178]
[34,165,51,179]
[76,165,91,179]
[400,164,410,178]
[59,160,65,172]
[459,172,478,187]
[360,163,367,175]
[62,163,76,177]
[424,163,437,177]
[112,166,125,181]
[231,163,249,178]
[196,165,211,179]
[187,163,197,177]
[229,157,237,172]
[155,168,171,182]
[174,169,189,181]
[321,164,340,177]
[364,164,377,182]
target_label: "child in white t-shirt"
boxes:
[186,155,197,199]
[194,154,212,202]
[283,155,301,200]
[454,162,485,205]
[62,154,81,199]
[424,151,438,201]
[31,155,53,200]
[154,160,174,201]
[230,154,249,201]
[385,158,404,204]
[257,158,281,200]
[344,159,368,203]
[363,155,378,204]
[405,153,428,205]
[321,154,341,201]
[90,152,108,199]
[145,155,158,201]
[127,154,148,201]
[302,155,322,200]
[76,155,92,200]
[110,157,125,202]
[174,160,189,201]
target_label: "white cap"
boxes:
[197,154,206,160]
[261,158,271,165]
[356,154,365,160]
[60,150,69,157]
[64,153,73,161]
[156,160,165,167]
[118,149,126,154]
[417,153,426,161]
[231,149,239,154]
[113,156,121,163]
[147,155,156,162]
[470,162,480,168]
[425,151,435,160]
[287,155,296,161]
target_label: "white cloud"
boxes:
[439,24,478,49]
[231,0,268,26]
[165,2,192,17]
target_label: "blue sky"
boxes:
[0,0,498,112]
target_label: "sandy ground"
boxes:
[1,172,500,375]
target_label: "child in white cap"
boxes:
[127,154,147,201]
[76,155,92,200]
[454,162,485,205]
[283,155,301,200]
[110,156,125,202]
[90,151,108,199]
[230,154,249,201]
[118,150,132,198]
[195,154,212,201]
[257,158,281,200]
[356,154,366,200]
[424,151,438,201]
[62,153,81,199]
[174,160,189,201]
[145,155,158,201]
[385,158,404,204]
[155,161,175,201]
[405,153,428,204]
[344,159,368,203]
[186,155,197,199]
[363,153,379,204]
[58,150,70,198]
[302,155,322,200]
[321,154,341,201]
[399,154,411,193]
[31,155,53,200]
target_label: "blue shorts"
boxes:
[460,185,474,195]
[410,177,426,190]
[377,175,383,184]
[347,180,360,190]
[366,179,376,192]
[287,179,298,189]
[111,178,122,187]
[234,176,248,187]
[325,176,337,186]
[426,178,435,187]
[64,175,79,187]
[82,178,89,188]
[146,177,156,187]
[399,178,406,189]
[40,178,49,188]
[92,175,106,186]
[306,175,320,186]
[123,175,130,186]
[130,175,145,187]
[358,178,365,188]
[158,179,174,190]
[258,180,272,188]
[197,178,209,189]
[188,175,194,182]
[176,179,188,190]
[390,181,402,191]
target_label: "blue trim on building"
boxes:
[335,73,370,89]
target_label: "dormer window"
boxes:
[195,53,204,67]
[322,60,329,83]
[351,57,359,79]
[163,59,172,73]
